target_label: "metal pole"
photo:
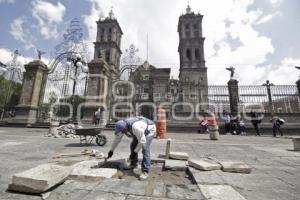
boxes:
[72,60,79,123]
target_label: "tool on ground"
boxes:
[52,149,105,159]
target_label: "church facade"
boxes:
[129,5,208,118]
[89,5,209,120]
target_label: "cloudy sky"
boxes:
[0,0,300,85]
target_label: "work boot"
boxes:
[139,172,149,180]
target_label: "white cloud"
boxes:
[256,12,281,25]
[10,17,35,50]
[82,0,296,85]
[31,0,66,39]
[269,0,284,7]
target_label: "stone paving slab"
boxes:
[70,160,117,180]
[219,161,252,174]
[93,178,148,196]
[169,152,189,160]
[9,164,71,194]
[188,168,227,185]
[164,160,187,171]
[44,180,98,200]
[188,159,221,171]
[199,185,247,200]
[84,190,127,200]
[151,182,166,197]
[126,195,173,200]
[45,189,90,200]
[166,184,205,200]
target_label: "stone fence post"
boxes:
[227,79,239,115]
[297,79,300,99]
[13,60,48,126]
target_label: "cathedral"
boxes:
[87,4,209,120]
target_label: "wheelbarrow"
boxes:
[74,127,107,146]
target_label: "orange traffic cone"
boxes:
[207,112,219,140]
[156,107,167,139]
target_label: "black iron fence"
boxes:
[207,85,299,113]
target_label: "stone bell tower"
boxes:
[83,9,123,122]
[178,4,208,112]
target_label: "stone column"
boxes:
[296,79,300,99]
[82,58,112,123]
[13,60,48,126]
[227,79,239,115]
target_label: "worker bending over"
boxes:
[107,116,156,180]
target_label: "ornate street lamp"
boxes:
[67,53,88,123]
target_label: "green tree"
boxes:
[0,76,22,109]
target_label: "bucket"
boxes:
[292,138,300,151]
[49,121,60,135]
[209,125,219,140]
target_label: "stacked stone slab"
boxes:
[188,159,221,171]
[169,152,189,160]
[219,161,251,174]
[164,159,188,171]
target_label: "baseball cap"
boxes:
[115,120,127,135]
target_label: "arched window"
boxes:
[186,49,191,60]
[105,50,110,62]
[195,48,200,60]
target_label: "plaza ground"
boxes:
[0,127,299,200]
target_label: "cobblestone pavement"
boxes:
[0,127,299,200]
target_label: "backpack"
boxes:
[277,118,285,125]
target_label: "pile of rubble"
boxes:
[45,123,81,139]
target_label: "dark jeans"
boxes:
[238,125,246,133]
[252,123,260,135]
[225,123,230,133]
[129,136,153,173]
[273,125,283,137]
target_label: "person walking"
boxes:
[223,112,231,134]
[250,111,261,136]
[237,117,246,135]
[270,114,284,137]
[93,108,100,126]
[107,116,156,180]
[198,117,209,133]
[93,107,106,127]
